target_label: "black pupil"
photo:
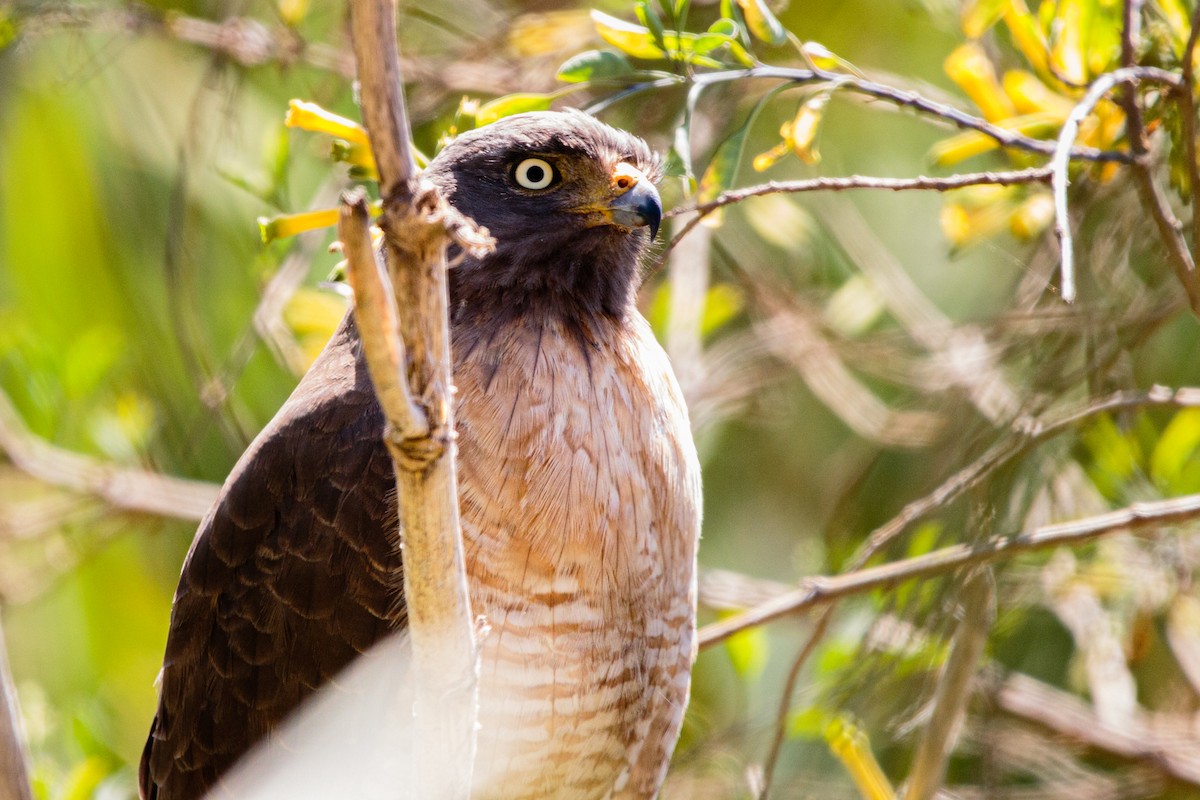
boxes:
[524,164,545,184]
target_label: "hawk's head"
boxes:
[427,110,663,327]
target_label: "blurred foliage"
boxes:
[4,0,1200,799]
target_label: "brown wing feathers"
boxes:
[140,319,403,800]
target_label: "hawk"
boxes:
[139,111,703,800]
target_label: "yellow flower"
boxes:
[258,208,339,242]
[945,43,1017,123]
[826,717,896,800]
[285,100,370,146]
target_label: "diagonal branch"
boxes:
[0,388,219,521]
[699,490,1200,649]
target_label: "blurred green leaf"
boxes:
[476,93,556,126]
[700,284,744,337]
[0,8,17,51]
[787,705,830,740]
[698,124,748,206]
[1079,415,1144,500]
[591,9,668,59]
[556,50,636,83]
[1150,408,1200,492]
[722,617,769,680]
[61,326,123,403]
[59,757,108,800]
[635,0,667,49]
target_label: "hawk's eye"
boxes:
[513,158,556,190]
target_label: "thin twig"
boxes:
[847,385,1200,576]
[662,167,1053,264]
[758,608,835,800]
[903,569,994,800]
[1052,66,1182,302]
[1182,6,1200,256]
[0,611,34,800]
[699,490,1200,649]
[1114,3,1200,316]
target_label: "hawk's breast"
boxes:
[453,313,702,799]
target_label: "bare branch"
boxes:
[849,385,1200,569]
[758,608,834,800]
[1051,66,1185,303]
[339,191,429,440]
[692,67,1133,164]
[1182,7,1200,255]
[663,168,1052,262]
[344,1,494,796]
[904,569,994,800]
[995,672,1200,786]
[0,388,219,521]
[699,490,1200,649]
[0,612,33,800]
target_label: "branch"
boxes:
[1182,6,1200,256]
[0,612,33,800]
[690,67,1133,164]
[1051,66,1186,303]
[0,388,219,521]
[343,1,490,796]
[662,168,1052,263]
[698,490,1200,649]
[904,569,993,800]
[995,672,1200,786]
[848,385,1200,570]
[758,608,834,800]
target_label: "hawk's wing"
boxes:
[139,316,405,800]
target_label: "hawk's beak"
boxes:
[606,162,662,240]
[569,163,662,239]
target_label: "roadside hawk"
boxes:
[139,110,703,800]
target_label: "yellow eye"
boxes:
[514,158,555,190]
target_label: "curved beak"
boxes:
[571,162,663,240]
[607,163,662,240]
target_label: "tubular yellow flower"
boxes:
[929,111,1061,165]
[258,208,339,243]
[285,100,370,147]
[1002,0,1049,77]
[1049,0,1087,85]
[825,717,897,800]
[789,93,830,165]
[1002,70,1074,118]
[1009,192,1054,240]
[945,43,1017,122]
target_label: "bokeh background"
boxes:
[3,0,1200,797]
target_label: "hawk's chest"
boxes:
[451,314,701,798]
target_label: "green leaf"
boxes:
[787,706,830,740]
[723,616,769,680]
[735,0,787,46]
[701,284,744,336]
[698,124,749,206]
[0,9,17,52]
[635,0,667,48]
[1151,408,1200,492]
[475,93,555,126]
[556,50,636,83]
[591,9,668,59]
